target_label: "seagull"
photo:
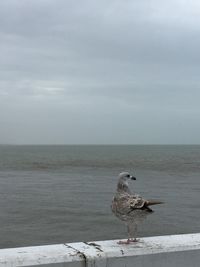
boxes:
[111,171,164,244]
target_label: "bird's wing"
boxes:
[126,195,146,209]
[113,193,164,215]
[115,194,147,212]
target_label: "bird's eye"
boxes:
[126,174,130,178]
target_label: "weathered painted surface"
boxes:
[0,233,200,267]
[0,244,84,267]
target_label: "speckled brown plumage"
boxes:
[111,172,164,244]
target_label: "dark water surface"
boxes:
[0,145,200,248]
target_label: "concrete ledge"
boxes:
[0,233,200,267]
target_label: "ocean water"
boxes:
[0,145,200,249]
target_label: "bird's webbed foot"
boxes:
[129,238,140,242]
[117,238,140,245]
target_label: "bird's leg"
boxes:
[117,223,139,244]
[117,223,134,244]
[127,223,140,243]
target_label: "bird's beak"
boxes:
[130,176,136,180]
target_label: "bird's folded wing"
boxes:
[127,195,146,209]
[117,194,146,210]
[115,194,163,214]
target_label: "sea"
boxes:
[0,145,200,249]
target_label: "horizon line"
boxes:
[0,143,200,146]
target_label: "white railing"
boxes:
[0,233,200,267]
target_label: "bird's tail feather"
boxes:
[146,200,164,206]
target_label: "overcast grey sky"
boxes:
[0,0,200,144]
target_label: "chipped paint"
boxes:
[85,242,104,252]
[120,249,125,255]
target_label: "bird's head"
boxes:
[117,172,136,193]
[119,171,136,182]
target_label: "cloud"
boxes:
[0,0,200,144]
